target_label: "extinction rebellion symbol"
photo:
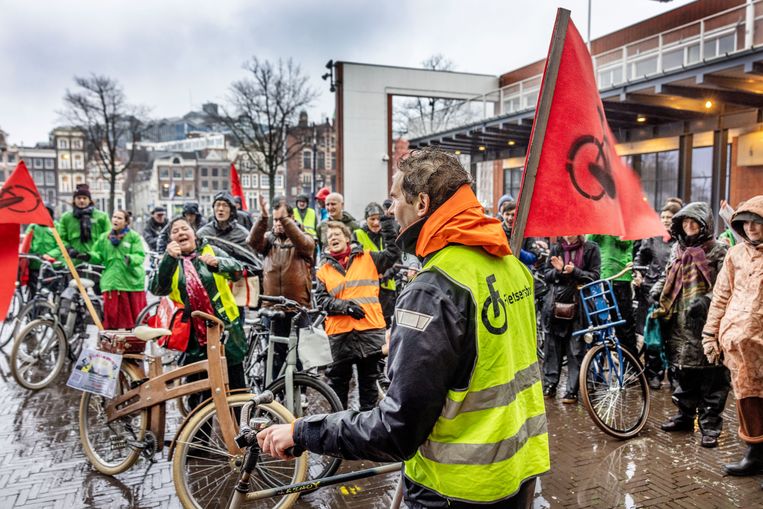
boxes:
[0,185,42,213]
[565,106,617,201]
[481,274,508,335]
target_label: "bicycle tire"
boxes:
[579,343,650,439]
[243,329,269,392]
[79,361,149,475]
[134,300,160,327]
[267,373,343,480]
[0,288,27,348]
[172,393,306,509]
[11,318,67,390]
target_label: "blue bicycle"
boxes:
[573,265,650,439]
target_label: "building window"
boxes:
[75,174,84,184]
[691,146,713,204]
[44,158,54,169]
[200,167,208,177]
[72,139,83,149]
[61,175,70,192]
[503,168,523,200]
[637,150,679,209]
[161,183,170,198]
[33,171,44,184]
[331,153,336,170]
[261,174,270,188]
[275,174,284,189]
[33,158,43,169]
[222,167,229,178]
[45,173,55,186]
[201,180,209,189]
[303,150,312,169]
[59,156,70,170]
[212,180,220,190]
[173,168,182,179]
[242,174,250,187]
[317,152,325,170]
[73,154,84,169]
[212,167,219,177]
[184,167,194,180]
[159,167,169,179]
[301,173,312,185]
[251,174,258,188]
[8,154,16,163]
[58,139,69,149]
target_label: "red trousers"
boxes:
[102,290,147,330]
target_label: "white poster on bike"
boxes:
[66,347,123,398]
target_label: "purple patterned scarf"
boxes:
[656,242,713,317]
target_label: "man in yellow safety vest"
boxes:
[258,148,549,507]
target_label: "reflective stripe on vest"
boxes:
[353,228,396,291]
[317,251,386,335]
[169,245,240,322]
[294,207,317,237]
[404,245,549,503]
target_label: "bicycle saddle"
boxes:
[133,325,172,341]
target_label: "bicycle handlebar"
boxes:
[190,310,224,327]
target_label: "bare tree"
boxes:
[215,57,317,204]
[62,75,146,213]
[394,55,473,139]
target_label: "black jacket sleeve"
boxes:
[314,267,350,315]
[369,216,401,275]
[294,272,469,462]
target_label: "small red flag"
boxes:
[521,16,665,241]
[230,163,247,211]
[0,161,53,320]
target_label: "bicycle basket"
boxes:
[98,331,146,355]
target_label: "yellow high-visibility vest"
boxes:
[404,245,549,502]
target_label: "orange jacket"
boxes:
[415,184,511,258]
[316,250,387,335]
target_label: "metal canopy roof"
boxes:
[409,47,763,159]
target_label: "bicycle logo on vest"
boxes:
[481,274,508,335]
[0,184,42,213]
[566,106,617,201]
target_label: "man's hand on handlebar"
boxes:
[257,423,296,460]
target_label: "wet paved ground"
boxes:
[0,346,761,509]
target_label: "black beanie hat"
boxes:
[73,183,91,200]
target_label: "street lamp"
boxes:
[322,60,336,93]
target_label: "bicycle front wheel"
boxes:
[11,318,67,390]
[79,362,148,475]
[579,343,650,439]
[267,373,343,480]
[0,287,27,348]
[172,393,306,509]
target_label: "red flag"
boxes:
[520,15,665,241]
[0,161,53,320]
[230,163,247,211]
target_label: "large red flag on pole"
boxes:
[230,163,248,211]
[511,9,665,254]
[0,161,54,320]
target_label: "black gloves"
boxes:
[67,247,80,258]
[344,300,366,320]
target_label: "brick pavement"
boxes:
[0,348,761,508]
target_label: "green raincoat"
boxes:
[89,229,146,292]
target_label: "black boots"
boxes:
[724,444,763,476]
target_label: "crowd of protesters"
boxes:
[19,157,763,488]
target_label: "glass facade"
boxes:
[691,146,713,204]
[503,167,523,199]
[635,150,679,210]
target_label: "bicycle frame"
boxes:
[104,311,242,457]
[573,279,628,386]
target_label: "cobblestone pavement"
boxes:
[0,347,761,508]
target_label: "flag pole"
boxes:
[49,227,104,331]
[510,8,571,255]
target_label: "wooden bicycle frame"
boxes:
[104,311,242,456]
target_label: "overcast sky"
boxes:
[0,0,695,145]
